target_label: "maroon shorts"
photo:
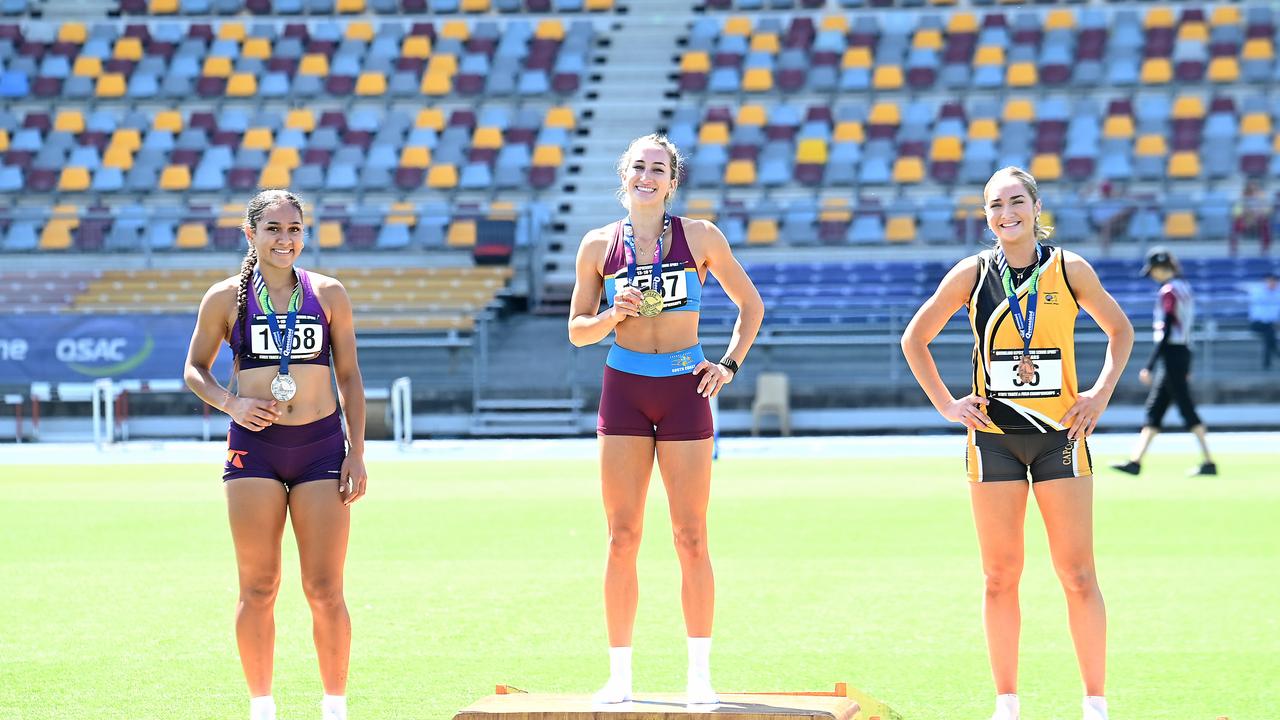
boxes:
[224,411,347,489]
[597,345,714,441]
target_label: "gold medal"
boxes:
[1016,354,1037,384]
[638,288,664,317]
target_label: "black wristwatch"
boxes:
[718,357,739,375]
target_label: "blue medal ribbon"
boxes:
[256,270,299,377]
[996,244,1042,359]
[622,212,671,296]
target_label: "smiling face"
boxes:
[984,173,1041,245]
[245,201,305,270]
[620,141,677,210]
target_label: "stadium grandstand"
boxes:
[0,0,1278,442]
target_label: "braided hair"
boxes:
[233,191,304,378]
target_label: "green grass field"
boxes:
[1,448,1277,720]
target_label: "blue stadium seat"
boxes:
[3,220,37,251]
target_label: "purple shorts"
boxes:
[224,412,347,489]
[597,345,714,441]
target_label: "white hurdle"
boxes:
[390,376,412,447]
[91,378,115,448]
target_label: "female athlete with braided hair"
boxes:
[185,190,367,720]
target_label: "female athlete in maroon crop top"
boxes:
[184,190,366,720]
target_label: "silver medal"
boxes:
[270,373,296,402]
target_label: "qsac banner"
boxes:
[0,314,231,384]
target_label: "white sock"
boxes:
[992,693,1019,720]
[1083,695,1108,720]
[322,694,347,720]
[249,695,276,720]
[591,647,632,704]
[686,637,718,704]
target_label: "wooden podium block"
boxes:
[454,690,860,720]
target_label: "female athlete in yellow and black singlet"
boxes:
[901,168,1134,720]
[569,134,764,706]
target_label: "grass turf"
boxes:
[1,449,1276,719]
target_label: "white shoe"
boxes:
[1082,696,1108,720]
[686,676,719,705]
[591,679,632,705]
[250,696,276,720]
[990,693,1019,720]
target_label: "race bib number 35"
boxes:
[249,314,324,360]
[613,261,690,309]
[987,348,1063,398]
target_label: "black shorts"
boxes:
[966,428,1092,483]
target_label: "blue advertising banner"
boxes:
[0,314,231,384]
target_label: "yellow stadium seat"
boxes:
[842,47,872,69]
[175,223,209,249]
[1135,134,1167,157]
[681,51,710,73]
[833,121,864,143]
[299,54,329,76]
[819,198,850,222]
[318,222,343,249]
[737,105,766,127]
[227,72,257,96]
[95,73,126,97]
[346,23,374,43]
[415,109,445,131]
[159,164,191,191]
[103,145,134,170]
[447,219,477,247]
[217,21,244,41]
[0,129,7,152]
[268,147,300,169]
[58,22,87,43]
[149,0,177,11]
[820,15,848,33]
[974,45,1004,66]
[400,146,432,168]
[795,139,828,164]
[421,71,451,96]
[1008,62,1037,87]
[534,19,563,40]
[930,0,956,6]
[873,65,903,90]
[1207,57,1239,83]
[259,165,290,188]
[885,215,916,243]
[947,12,977,33]
[242,37,271,59]
[930,137,963,162]
[1211,6,1241,26]
[461,0,488,11]
[441,20,469,40]
[402,35,431,58]
[869,102,900,126]
[58,167,91,192]
[913,29,942,50]
[723,16,751,36]
[286,109,315,132]
[1144,7,1175,29]
[217,204,242,229]
[472,127,503,149]
[743,67,773,92]
[698,122,730,145]
[684,198,716,222]
[202,56,232,77]
[1103,115,1134,138]
[39,218,75,250]
[545,106,575,129]
[1003,99,1035,122]
[242,128,273,150]
[55,110,85,133]
[585,0,612,9]
[1140,58,1172,84]
[532,145,563,167]
[893,156,925,184]
[746,218,778,245]
[1171,95,1205,119]
[724,159,756,186]
[1241,113,1272,135]
[1045,9,1075,30]
[1029,154,1061,181]
[114,37,143,61]
[968,118,998,140]
[488,201,517,221]
[1164,210,1196,238]
[73,56,101,77]
[386,203,416,225]
[750,33,779,54]
[149,111,181,134]
[1177,22,1208,43]
[1168,152,1200,178]
[355,71,386,96]
[427,164,459,189]
[339,0,367,14]
[1243,38,1274,61]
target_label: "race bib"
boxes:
[987,348,1063,398]
[248,313,324,360]
[614,261,689,309]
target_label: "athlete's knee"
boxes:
[301,575,346,609]
[607,524,642,559]
[983,560,1023,597]
[672,524,709,562]
[240,574,281,607]
[1055,564,1099,597]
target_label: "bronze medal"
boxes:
[1016,354,1037,384]
[638,288,664,317]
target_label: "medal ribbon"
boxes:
[255,270,300,377]
[996,244,1042,359]
[622,212,671,296]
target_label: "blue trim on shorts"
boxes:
[605,344,705,377]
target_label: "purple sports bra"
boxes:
[228,268,332,371]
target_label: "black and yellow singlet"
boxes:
[968,244,1079,434]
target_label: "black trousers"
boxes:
[1250,320,1279,369]
[1144,345,1203,430]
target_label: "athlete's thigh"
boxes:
[287,479,350,583]
[970,480,1031,569]
[655,438,714,525]
[225,477,289,578]
[1032,476,1095,570]
[600,435,657,525]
